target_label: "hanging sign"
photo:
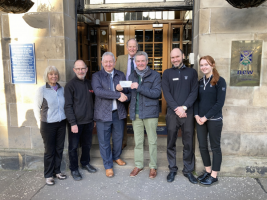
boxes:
[9,43,36,84]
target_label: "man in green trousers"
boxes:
[117,51,161,179]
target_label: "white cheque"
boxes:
[119,81,132,88]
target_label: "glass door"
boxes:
[111,24,168,117]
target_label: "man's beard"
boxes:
[173,62,183,69]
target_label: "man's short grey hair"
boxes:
[102,52,115,62]
[126,38,138,49]
[134,51,148,62]
[43,66,60,82]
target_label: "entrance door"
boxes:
[111,24,168,118]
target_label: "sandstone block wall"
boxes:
[193,0,267,177]
[0,0,76,169]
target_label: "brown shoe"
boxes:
[113,159,126,166]
[106,169,114,178]
[130,167,143,177]
[149,169,157,179]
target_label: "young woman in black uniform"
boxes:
[194,55,226,186]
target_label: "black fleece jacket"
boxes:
[162,65,198,115]
[194,76,226,120]
[64,76,94,126]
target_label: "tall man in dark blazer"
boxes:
[92,52,128,178]
[162,48,198,184]
[115,38,138,149]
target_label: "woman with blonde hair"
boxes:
[194,56,226,186]
[34,66,67,185]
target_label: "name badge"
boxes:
[173,78,179,81]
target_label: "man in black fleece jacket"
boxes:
[162,48,198,184]
[64,60,97,181]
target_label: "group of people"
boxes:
[33,38,226,187]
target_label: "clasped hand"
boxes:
[118,92,127,102]
[174,106,187,118]
[195,115,207,125]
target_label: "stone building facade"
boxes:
[0,0,266,176]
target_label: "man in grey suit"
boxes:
[115,38,138,149]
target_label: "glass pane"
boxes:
[91,61,98,72]
[116,30,124,43]
[135,30,143,42]
[116,44,124,56]
[143,12,149,20]
[91,45,97,57]
[137,12,142,20]
[145,44,153,57]
[154,29,163,42]
[148,58,153,69]
[154,44,162,57]
[131,12,137,20]
[155,11,162,19]
[163,11,168,20]
[183,25,192,41]
[149,12,155,20]
[172,43,179,49]
[173,28,180,42]
[100,29,108,43]
[169,11,175,19]
[154,58,162,71]
[125,12,130,21]
[138,44,143,51]
[183,43,192,59]
[113,13,124,22]
[145,30,153,42]
[90,29,97,43]
[101,44,108,56]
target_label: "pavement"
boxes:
[0,161,267,200]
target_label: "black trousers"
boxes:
[166,113,195,173]
[196,120,223,171]
[40,120,66,178]
[68,122,93,171]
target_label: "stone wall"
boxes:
[193,0,267,177]
[0,0,76,170]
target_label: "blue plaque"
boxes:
[9,43,36,84]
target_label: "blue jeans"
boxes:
[96,111,124,169]
[68,122,94,171]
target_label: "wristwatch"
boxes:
[182,106,187,111]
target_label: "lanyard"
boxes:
[203,75,212,90]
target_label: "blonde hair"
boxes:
[43,66,60,82]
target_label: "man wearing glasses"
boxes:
[64,60,97,181]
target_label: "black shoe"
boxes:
[183,172,198,184]
[197,171,211,182]
[167,172,177,182]
[82,164,97,173]
[200,176,218,186]
[71,170,82,181]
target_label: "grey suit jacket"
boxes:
[115,54,129,75]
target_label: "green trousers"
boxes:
[132,114,158,169]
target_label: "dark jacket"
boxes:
[162,65,198,115]
[64,76,94,126]
[194,76,226,120]
[92,68,128,122]
[128,68,161,120]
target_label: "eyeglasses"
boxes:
[74,68,87,71]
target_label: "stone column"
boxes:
[0,0,76,170]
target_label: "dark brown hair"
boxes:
[199,55,220,86]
